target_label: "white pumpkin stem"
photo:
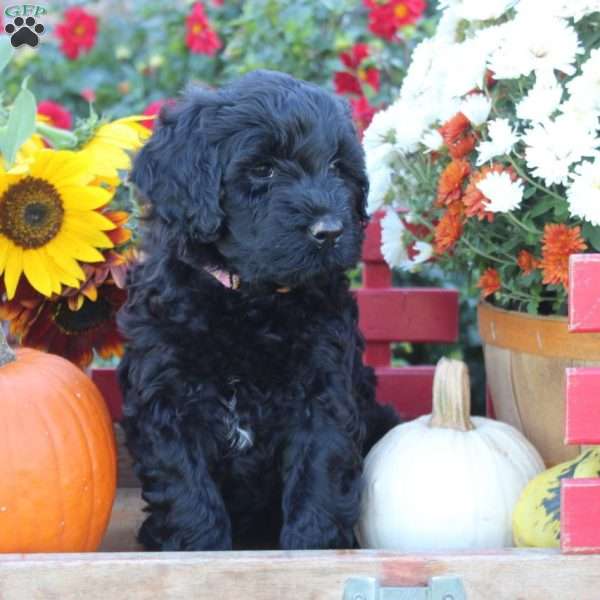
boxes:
[429,358,475,432]
[0,324,17,367]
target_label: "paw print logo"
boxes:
[4,16,45,48]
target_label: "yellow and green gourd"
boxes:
[513,448,600,547]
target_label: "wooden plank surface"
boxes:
[565,368,600,445]
[356,288,459,343]
[1,548,600,600]
[561,479,600,554]
[568,254,600,333]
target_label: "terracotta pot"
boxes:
[478,301,600,467]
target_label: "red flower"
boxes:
[186,2,221,55]
[351,96,377,138]
[364,0,427,40]
[55,7,98,60]
[142,98,176,130]
[334,43,380,96]
[477,268,501,298]
[340,43,370,69]
[334,72,363,96]
[37,100,73,130]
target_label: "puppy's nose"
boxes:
[309,217,343,245]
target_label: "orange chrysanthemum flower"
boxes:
[477,267,501,298]
[540,224,587,288]
[463,164,516,222]
[436,159,471,207]
[439,113,477,159]
[434,200,464,255]
[517,250,539,275]
[439,113,470,145]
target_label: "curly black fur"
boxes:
[118,70,399,551]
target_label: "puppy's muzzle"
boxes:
[309,216,343,247]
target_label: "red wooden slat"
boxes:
[568,254,600,333]
[363,214,385,263]
[565,368,600,445]
[375,366,434,420]
[561,479,600,554]
[357,288,459,343]
[91,368,123,422]
[364,342,391,368]
[363,263,392,288]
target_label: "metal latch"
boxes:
[343,576,466,600]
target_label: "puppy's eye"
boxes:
[329,159,341,174]
[250,164,275,179]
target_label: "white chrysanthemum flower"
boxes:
[441,38,490,98]
[421,129,444,152]
[401,39,439,101]
[408,242,434,269]
[476,119,520,165]
[460,94,492,126]
[381,211,432,271]
[516,76,563,123]
[365,143,396,214]
[436,5,462,42]
[362,106,397,154]
[567,158,600,226]
[381,210,408,268]
[518,0,600,21]
[523,115,598,186]
[456,0,517,21]
[564,48,600,118]
[476,172,525,213]
[389,100,430,154]
[488,17,583,82]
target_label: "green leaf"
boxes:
[529,196,556,218]
[583,222,600,251]
[0,36,14,75]
[0,80,37,168]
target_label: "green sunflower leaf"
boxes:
[0,81,37,169]
[0,36,14,75]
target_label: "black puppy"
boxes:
[118,70,399,551]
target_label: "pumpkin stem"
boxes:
[429,357,475,432]
[0,325,17,367]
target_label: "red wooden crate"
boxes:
[561,254,600,554]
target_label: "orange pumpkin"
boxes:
[0,331,117,552]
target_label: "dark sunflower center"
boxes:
[53,297,112,335]
[0,176,64,249]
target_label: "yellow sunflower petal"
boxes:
[48,231,105,264]
[4,243,23,299]
[65,210,117,232]
[83,285,98,302]
[30,149,94,187]
[23,249,53,297]
[62,225,113,251]
[0,235,10,274]
[60,185,114,210]
[45,240,86,280]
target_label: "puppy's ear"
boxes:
[131,89,224,243]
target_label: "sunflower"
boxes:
[2,278,127,368]
[82,116,151,185]
[0,149,116,299]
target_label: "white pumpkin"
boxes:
[356,358,544,551]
